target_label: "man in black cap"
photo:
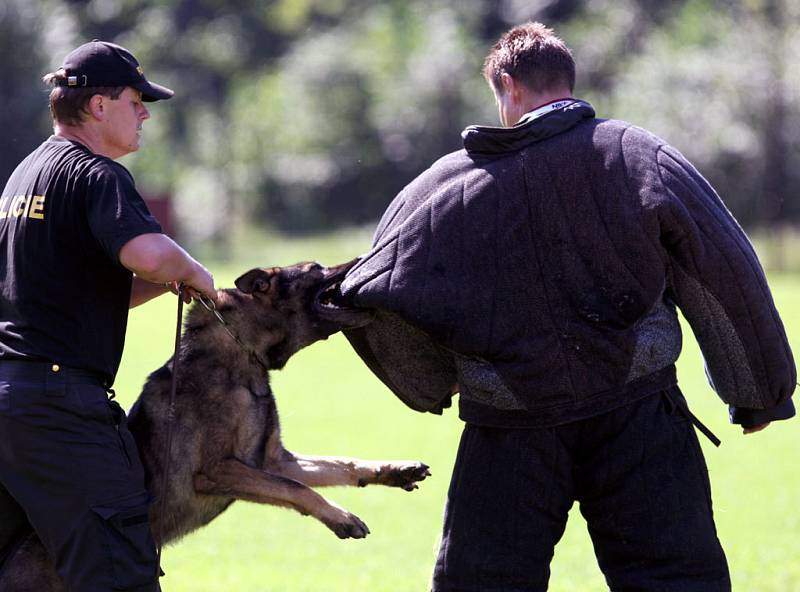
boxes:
[0,41,214,591]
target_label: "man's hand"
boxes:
[743,422,771,435]
[165,281,193,304]
[185,261,216,304]
[165,265,215,304]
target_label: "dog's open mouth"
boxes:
[314,276,373,328]
[317,281,347,309]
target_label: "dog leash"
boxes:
[154,284,185,582]
[196,294,271,375]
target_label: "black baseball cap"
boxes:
[56,40,174,102]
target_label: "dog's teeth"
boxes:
[319,285,341,307]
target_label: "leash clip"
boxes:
[197,293,226,326]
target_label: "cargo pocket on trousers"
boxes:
[91,493,158,590]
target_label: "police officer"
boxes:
[0,41,215,591]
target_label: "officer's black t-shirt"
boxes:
[0,136,162,384]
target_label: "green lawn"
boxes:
[114,234,800,592]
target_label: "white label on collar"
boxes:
[525,100,576,121]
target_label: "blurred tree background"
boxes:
[2,0,798,261]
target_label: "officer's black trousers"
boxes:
[0,361,159,592]
[432,387,731,592]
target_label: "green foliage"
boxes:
[0,0,51,187]
[1,0,798,240]
[225,2,491,231]
[606,0,800,227]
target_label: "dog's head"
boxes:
[230,258,373,369]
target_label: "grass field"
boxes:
[114,231,800,592]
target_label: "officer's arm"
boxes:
[119,233,215,305]
[129,277,170,308]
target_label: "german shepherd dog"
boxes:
[0,259,430,590]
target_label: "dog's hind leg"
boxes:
[272,452,431,491]
[193,459,370,539]
[0,485,30,568]
[0,533,63,592]
[0,485,61,592]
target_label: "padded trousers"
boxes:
[432,387,731,592]
[0,360,159,592]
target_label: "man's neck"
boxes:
[54,125,108,158]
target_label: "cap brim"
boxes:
[133,79,174,102]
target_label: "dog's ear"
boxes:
[235,268,276,295]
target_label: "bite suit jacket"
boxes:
[341,101,796,428]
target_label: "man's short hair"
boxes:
[42,69,126,126]
[483,22,576,94]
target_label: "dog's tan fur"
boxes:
[0,260,429,590]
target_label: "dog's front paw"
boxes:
[379,462,431,491]
[325,510,370,539]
